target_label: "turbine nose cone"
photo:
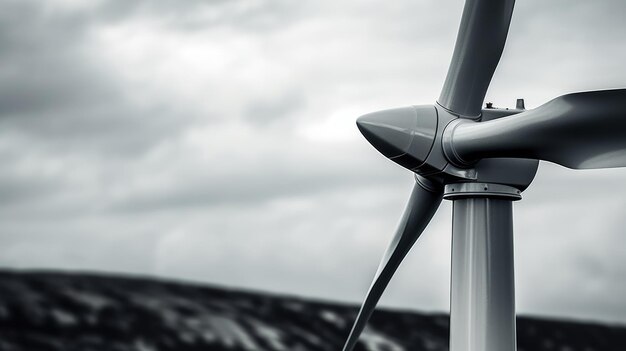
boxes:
[357,105,438,170]
[357,108,415,158]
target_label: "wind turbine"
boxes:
[343,0,626,350]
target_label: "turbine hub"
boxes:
[357,104,539,190]
[356,105,438,171]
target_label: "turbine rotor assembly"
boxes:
[342,0,626,350]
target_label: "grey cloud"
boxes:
[514,203,626,322]
[105,143,401,213]
[486,0,626,105]
[0,2,112,116]
[0,173,63,206]
[244,91,306,126]
[0,0,209,159]
[95,0,306,32]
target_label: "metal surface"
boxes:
[444,182,521,200]
[438,0,516,118]
[449,193,517,351]
[444,89,626,169]
[342,176,443,351]
[356,106,438,170]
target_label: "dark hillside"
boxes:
[0,271,623,351]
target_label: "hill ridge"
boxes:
[0,270,624,350]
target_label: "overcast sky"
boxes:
[2,0,626,324]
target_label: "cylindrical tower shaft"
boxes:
[446,184,517,351]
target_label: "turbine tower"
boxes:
[343,0,626,350]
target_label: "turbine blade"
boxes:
[342,177,443,351]
[438,0,516,118]
[445,89,626,169]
